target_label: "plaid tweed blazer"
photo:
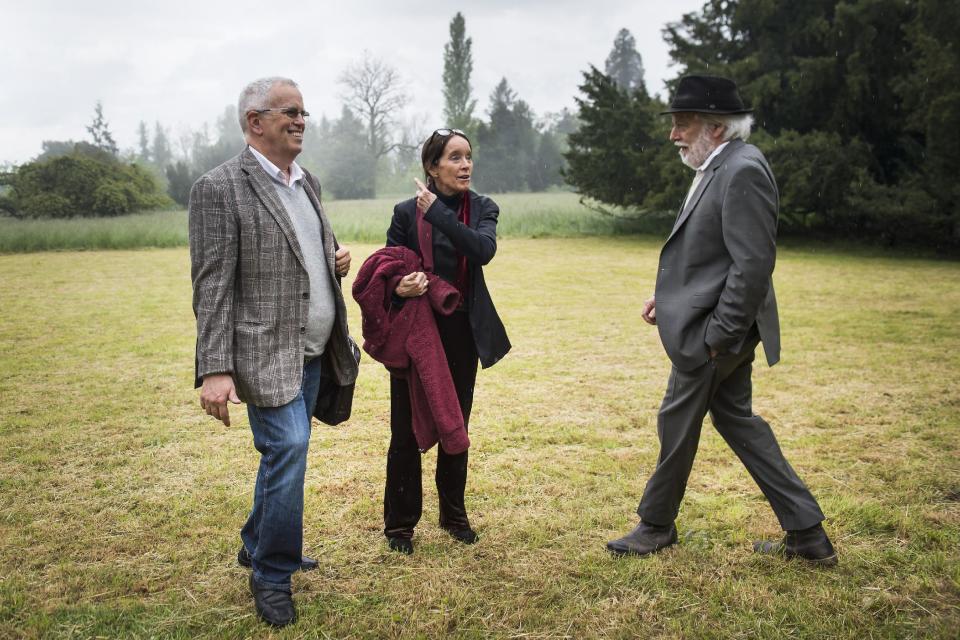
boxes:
[189,147,359,407]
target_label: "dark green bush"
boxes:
[122,164,172,211]
[845,175,949,248]
[755,129,956,249]
[753,129,871,232]
[6,153,172,218]
[92,182,129,217]
[0,194,16,215]
[21,193,73,218]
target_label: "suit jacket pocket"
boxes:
[234,322,272,368]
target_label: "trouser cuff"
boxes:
[251,573,292,592]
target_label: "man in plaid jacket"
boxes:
[189,76,358,627]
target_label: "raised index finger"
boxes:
[414,177,428,193]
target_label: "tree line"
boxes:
[565,0,958,250]
[0,11,575,216]
[1,2,956,251]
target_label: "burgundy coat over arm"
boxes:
[352,246,470,454]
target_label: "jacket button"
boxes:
[300,326,306,334]
[302,292,309,299]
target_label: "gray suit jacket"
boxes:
[189,147,359,407]
[655,139,781,372]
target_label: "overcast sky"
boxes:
[0,0,705,165]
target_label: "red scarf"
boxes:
[417,194,471,305]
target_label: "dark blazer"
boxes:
[189,147,359,407]
[655,139,781,372]
[386,190,511,369]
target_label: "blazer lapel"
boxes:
[666,140,743,243]
[240,148,307,272]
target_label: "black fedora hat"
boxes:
[660,75,752,115]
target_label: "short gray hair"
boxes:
[700,113,755,142]
[237,77,299,133]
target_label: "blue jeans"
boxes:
[241,356,322,588]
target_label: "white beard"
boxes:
[677,129,717,170]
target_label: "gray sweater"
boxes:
[274,180,336,359]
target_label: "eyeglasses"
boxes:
[433,128,466,137]
[255,107,310,120]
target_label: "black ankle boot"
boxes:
[754,523,837,566]
[388,537,414,555]
[606,521,678,556]
[443,526,479,544]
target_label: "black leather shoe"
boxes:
[387,537,414,555]
[249,573,296,627]
[753,523,838,566]
[606,521,678,556]
[443,526,479,544]
[237,546,319,572]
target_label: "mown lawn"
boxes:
[0,238,958,638]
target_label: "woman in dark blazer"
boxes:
[383,128,510,554]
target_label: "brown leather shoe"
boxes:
[606,521,678,556]
[753,523,838,566]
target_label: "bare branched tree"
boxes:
[86,101,119,156]
[338,51,409,159]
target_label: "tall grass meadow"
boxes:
[0,192,674,253]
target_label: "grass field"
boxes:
[0,192,674,253]
[0,238,958,638]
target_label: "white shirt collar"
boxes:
[697,141,730,172]
[248,145,304,187]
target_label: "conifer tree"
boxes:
[152,122,172,170]
[604,29,647,95]
[442,12,477,133]
[136,121,151,163]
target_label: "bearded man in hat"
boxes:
[606,75,836,565]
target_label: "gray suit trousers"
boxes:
[637,333,824,531]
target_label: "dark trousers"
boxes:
[384,310,479,539]
[638,333,825,531]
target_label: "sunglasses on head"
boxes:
[433,128,466,137]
